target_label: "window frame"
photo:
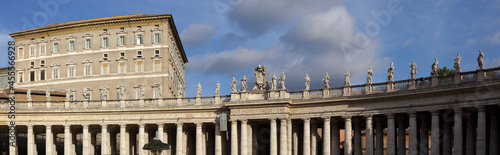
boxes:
[40,43,46,55]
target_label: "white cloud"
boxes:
[492,31,500,44]
[180,24,216,46]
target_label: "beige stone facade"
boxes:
[10,14,187,101]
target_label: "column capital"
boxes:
[407,111,417,117]
[431,110,440,116]
[303,118,311,123]
[46,124,52,128]
[240,119,248,123]
[139,123,145,128]
[195,122,203,126]
[101,124,108,128]
[175,122,183,125]
[270,118,277,123]
[476,106,486,112]
[342,115,352,119]
[387,114,395,119]
[64,124,71,128]
[120,124,127,128]
[156,123,164,127]
[365,115,373,120]
[454,107,462,114]
[287,118,292,123]
[323,117,331,121]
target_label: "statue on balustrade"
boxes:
[454,53,461,73]
[100,87,109,100]
[65,89,71,101]
[305,74,311,90]
[27,88,32,101]
[271,74,277,90]
[345,70,351,86]
[177,83,183,97]
[46,88,51,101]
[367,67,373,84]
[253,64,268,90]
[409,61,417,79]
[215,81,220,95]
[279,72,286,90]
[197,82,202,96]
[322,72,330,88]
[432,58,438,76]
[388,62,394,82]
[230,77,237,93]
[241,76,248,92]
[478,50,484,70]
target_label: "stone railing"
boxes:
[2,67,500,110]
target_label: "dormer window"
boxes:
[120,52,125,57]
[137,51,142,56]
[155,50,160,55]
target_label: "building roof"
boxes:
[9,14,188,63]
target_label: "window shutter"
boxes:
[158,33,161,43]
[134,34,137,45]
[152,33,154,44]
[117,36,119,46]
[100,38,102,48]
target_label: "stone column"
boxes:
[431,111,440,155]
[344,116,353,155]
[83,124,90,155]
[465,111,475,155]
[311,121,317,155]
[420,115,429,155]
[196,123,203,155]
[158,123,164,142]
[120,124,127,155]
[366,116,374,155]
[27,124,34,155]
[323,117,331,155]
[176,123,183,155]
[375,118,384,155]
[64,125,71,155]
[490,108,498,155]
[46,125,53,155]
[387,114,396,155]
[241,120,248,155]
[287,119,292,155]
[231,120,238,155]
[397,116,405,155]
[408,113,418,155]
[303,118,311,155]
[354,118,361,155]
[270,119,278,155]
[293,124,299,155]
[215,121,222,155]
[280,119,287,155]
[102,124,109,155]
[139,124,145,155]
[476,107,486,155]
[332,118,341,155]
[454,108,463,155]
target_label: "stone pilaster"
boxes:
[344,116,353,155]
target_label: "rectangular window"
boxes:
[18,72,23,83]
[85,39,91,49]
[155,50,160,55]
[153,33,161,44]
[40,60,45,66]
[154,89,159,99]
[154,60,160,72]
[118,35,126,46]
[53,68,59,79]
[119,62,125,73]
[40,70,45,81]
[30,61,35,67]
[18,48,24,58]
[40,44,46,55]
[52,43,59,53]
[30,71,35,81]
[102,37,109,47]
[68,66,75,77]
[136,90,141,99]
[136,34,143,45]
[69,40,75,51]
[102,63,108,75]
[136,61,143,72]
[84,65,91,76]
[30,45,35,56]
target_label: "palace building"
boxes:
[2,14,500,155]
[10,14,187,101]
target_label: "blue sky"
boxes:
[1,0,500,97]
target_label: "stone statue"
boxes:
[305,74,310,90]
[177,83,183,97]
[432,58,438,76]
[454,53,461,73]
[140,86,146,98]
[197,82,202,96]
[241,76,247,92]
[388,62,394,82]
[100,87,109,100]
[279,72,286,90]
[82,88,89,100]
[367,67,373,84]
[65,89,71,101]
[230,77,237,93]
[322,73,330,88]
[478,50,484,70]
[215,81,220,95]
[26,88,32,101]
[117,86,126,100]
[409,61,417,79]
[271,74,277,90]
[158,84,163,98]
[345,70,351,86]
[253,64,268,90]
[46,88,51,101]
